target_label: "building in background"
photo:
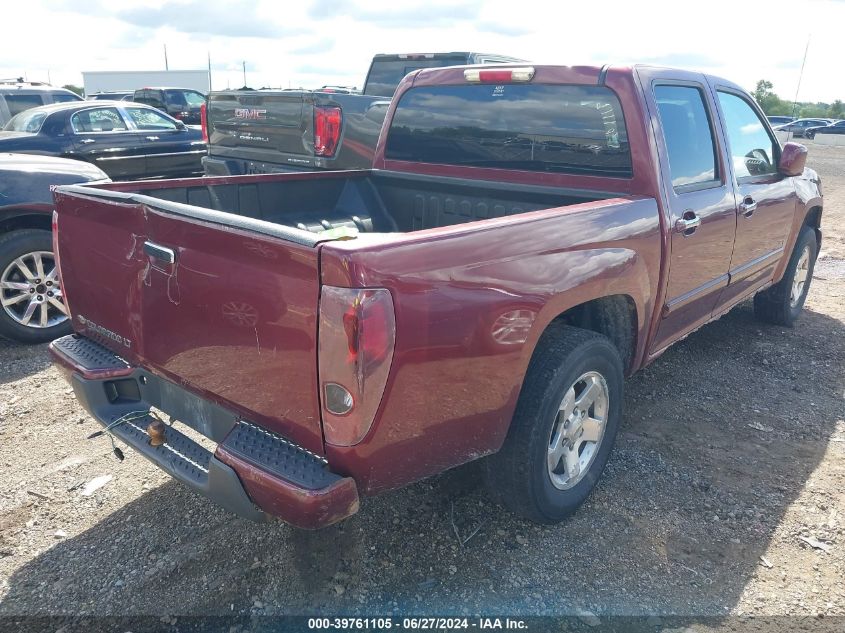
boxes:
[82,70,210,96]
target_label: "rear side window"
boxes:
[3,94,45,117]
[385,84,632,178]
[71,107,127,133]
[51,92,81,103]
[164,90,187,106]
[717,91,778,179]
[654,85,719,190]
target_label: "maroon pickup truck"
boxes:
[49,64,822,529]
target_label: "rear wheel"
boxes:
[753,225,817,327]
[805,130,816,140]
[0,229,71,344]
[484,326,624,523]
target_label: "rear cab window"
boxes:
[365,57,480,97]
[385,84,632,177]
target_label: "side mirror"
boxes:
[778,141,807,176]
[175,120,187,131]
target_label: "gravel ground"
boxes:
[0,142,843,623]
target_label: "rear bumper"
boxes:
[49,334,359,529]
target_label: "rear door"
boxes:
[71,106,148,179]
[123,105,205,177]
[640,74,738,353]
[711,88,797,309]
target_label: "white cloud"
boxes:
[3,0,843,102]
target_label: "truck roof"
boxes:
[402,62,746,94]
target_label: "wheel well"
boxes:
[0,213,52,235]
[542,295,638,373]
[804,206,822,248]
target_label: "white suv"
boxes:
[0,83,82,127]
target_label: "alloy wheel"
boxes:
[0,250,68,329]
[547,371,609,490]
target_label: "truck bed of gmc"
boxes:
[50,63,822,529]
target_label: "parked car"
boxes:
[767,115,795,126]
[805,120,845,139]
[132,87,206,125]
[0,82,82,127]
[51,63,821,530]
[203,52,523,176]
[0,153,109,343]
[88,91,133,101]
[0,101,206,180]
[774,118,834,138]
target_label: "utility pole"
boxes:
[207,51,212,91]
[242,61,247,87]
[164,44,169,71]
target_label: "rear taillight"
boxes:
[314,105,342,157]
[318,286,395,446]
[51,210,70,318]
[200,102,208,142]
[463,67,535,83]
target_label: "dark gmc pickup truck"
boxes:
[202,52,521,177]
[50,64,822,529]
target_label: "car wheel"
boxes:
[0,229,71,344]
[805,130,815,140]
[484,325,624,523]
[753,226,817,327]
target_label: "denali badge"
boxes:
[77,315,131,348]
[234,108,267,120]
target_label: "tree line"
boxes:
[753,80,843,119]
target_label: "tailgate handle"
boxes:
[143,241,176,264]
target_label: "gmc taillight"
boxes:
[318,286,395,446]
[51,210,70,318]
[314,105,342,157]
[200,102,209,142]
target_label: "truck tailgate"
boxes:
[52,187,324,454]
[208,92,307,159]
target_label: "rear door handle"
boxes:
[145,136,159,141]
[674,211,701,236]
[143,241,176,264]
[79,139,96,144]
[739,197,757,217]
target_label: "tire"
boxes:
[484,325,624,524]
[0,229,71,344]
[753,225,817,327]
[805,130,815,140]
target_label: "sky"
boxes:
[3,0,844,102]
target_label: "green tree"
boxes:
[752,80,774,104]
[829,100,844,119]
[751,79,790,115]
[61,84,83,96]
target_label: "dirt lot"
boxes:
[1,143,843,623]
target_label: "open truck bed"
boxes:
[65,170,619,237]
